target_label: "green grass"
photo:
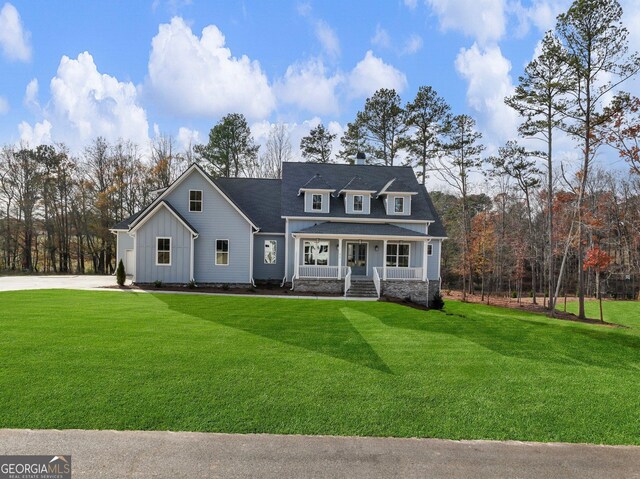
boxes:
[1,290,639,445]
[561,298,640,328]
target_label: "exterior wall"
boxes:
[253,234,285,281]
[293,279,343,294]
[390,222,427,234]
[303,191,330,214]
[115,231,134,269]
[385,195,412,216]
[135,207,192,284]
[162,169,252,283]
[427,239,441,280]
[344,193,371,215]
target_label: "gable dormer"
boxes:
[376,178,418,216]
[338,176,376,215]
[298,174,334,214]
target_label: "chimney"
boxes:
[355,151,366,165]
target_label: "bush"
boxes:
[116,259,126,286]
[511,290,518,298]
[431,291,445,310]
[222,283,230,291]
[154,280,163,288]
[187,279,197,289]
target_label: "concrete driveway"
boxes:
[0,274,121,292]
[1,429,639,479]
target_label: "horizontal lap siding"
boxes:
[163,170,251,284]
[135,207,192,283]
[253,234,285,280]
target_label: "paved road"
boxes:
[1,429,639,479]
[0,274,119,291]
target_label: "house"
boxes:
[111,158,446,305]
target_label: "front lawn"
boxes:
[1,290,639,445]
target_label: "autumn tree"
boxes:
[583,245,612,322]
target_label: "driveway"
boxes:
[1,429,638,479]
[0,274,120,292]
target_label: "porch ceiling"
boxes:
[294,222,428,238]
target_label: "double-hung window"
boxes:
[394,197,404,214]
[156,237,171,265]
[312,194,323,211]
[386,243,409,267]
[353,195,363,212]
[264,240,277,264]
[216,240,229,265]
[427,244,433,256]
[303,241,329,266]
[189,190,202,212]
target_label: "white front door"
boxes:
[125,249,135,277]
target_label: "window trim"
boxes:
[352,194,364,212]
[189,190,203,212]
[311,193,323,211]
[264,239,277,265]
[303,240,330,266]
[386,242,410,268]
[156,236,172,266]
[215,239,230,266]
[394,196,405,214]
[427,243,433,256]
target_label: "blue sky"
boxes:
[1,0,639,174]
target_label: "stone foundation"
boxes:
[293,279,344,294]
[381,280,440,306]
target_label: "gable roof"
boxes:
[111,209,145,231]
[130,200,199,236]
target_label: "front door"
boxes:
[346,242,367,276]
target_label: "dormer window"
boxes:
[353,195,363,212]
[394,197,404,213]
[312,194,323,210]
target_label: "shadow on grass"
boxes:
[152,294,392,374]
[367,302,640,371]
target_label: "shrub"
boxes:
[154,280,163,288]
[116,259,126,286]
[431,291,445,310]
[511,290,518,298]
[187,279,197,289]
[222,283,230,291]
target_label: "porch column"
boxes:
[337,238,343,280]
[383,239,388,280]
[294,236,300,279]
[422,240,429,281]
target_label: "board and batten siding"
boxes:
[116,231,134,269]
[162,169,252,284]
[427,239,441,280]
[253,234,285,280]
[135,206,192,283]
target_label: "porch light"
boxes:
[375,245,379,251]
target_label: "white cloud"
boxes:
[526,0,569,32]
[147,17,275,119]
[275,58,342,115]
[19,52,150,150]
[371,25,391,49]
[403,0,418,9]
[0,3,31,62]
[19,120,51,145]
[315,20,340,59]
[455,43,518,141]
[0,96,8,114]
[427,0,506,45]
[347,50,408,98]
[401,34,423,55]
[177,127,200,150]
[23,78,38,109]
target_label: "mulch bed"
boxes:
[103,283,338,298]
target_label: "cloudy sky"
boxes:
[1,0,639,175]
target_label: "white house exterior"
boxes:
[111,161,446,305]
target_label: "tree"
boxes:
[337,113,370,163]
[437,114,485,300]
[583,245,612,322]
[505,31,572,314]
[599,94,640,175]
[194,113,259,178]
[300,124,336,163]
[260,123,291,178]
[360,88,408,165]
[488,141,542,303]
[403,86,451,184]
[116,259,126,286]
[556,0,640,319]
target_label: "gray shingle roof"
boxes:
[111,209,144,230]
[380,178,415,194]
[338,176,375,193]
[299,173,334,192]
[214,177,284,233]
[296,222,428,237]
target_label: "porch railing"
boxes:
[298,265,348,279]
[372,267,381,298]
[344,267,352,296]
[374,267,424,280]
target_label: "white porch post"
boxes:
[337,238,343,280]
[383,239,388,280]
[422,240,429,281]
[294,236,300,279]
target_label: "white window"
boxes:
[216,239,229,265]
[303,241,329,266]
[353,195,363,212]
[189,190,202,212]
[156,237,171,266]
[312,194,323,211]
[394,197,404,214]
[386,243,409,267]
[264,240,277,264]
[427,244,433,256]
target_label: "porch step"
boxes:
[346,280,378,298]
